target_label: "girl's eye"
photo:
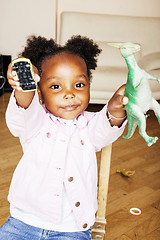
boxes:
[51,84,61,89]
[75,83,85,88]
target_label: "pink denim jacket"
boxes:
[6,91,126,230]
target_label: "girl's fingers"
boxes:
[112,84,128,107]
[34,73,40,83]
[122,96,128,105]
[7,60,40,91]
[108,84,129,115]
[113,94,128,108]
[115,84,126,95]
[9,79,21,91]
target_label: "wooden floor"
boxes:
[0,92,160,239]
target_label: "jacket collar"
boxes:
[44,106,88,129]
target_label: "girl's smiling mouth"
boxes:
[62,105,80,111]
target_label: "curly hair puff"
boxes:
[20,35,101,81]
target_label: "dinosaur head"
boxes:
[107,42,141,58]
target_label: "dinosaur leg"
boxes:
[151,97,160,124]
[124,104,158,146]
[123,112,138,139]
[137,112,158,146]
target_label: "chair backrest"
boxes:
[92,144,112,240]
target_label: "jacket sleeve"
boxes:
[86,104,127,151]
[5,90,45,143]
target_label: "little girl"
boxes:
[0,35,128,240]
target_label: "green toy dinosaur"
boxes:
[108,42,160,146]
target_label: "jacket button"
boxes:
[46,132,51,138]
[82,223,88,229]
[80,140,84,145]
[68,177,74,182]
[75,202,80,207]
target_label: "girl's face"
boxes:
[39,52,90,119]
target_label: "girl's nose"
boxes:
[64,91,75,100]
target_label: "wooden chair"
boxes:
[91,144,112,240]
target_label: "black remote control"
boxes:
[12,58,37,92]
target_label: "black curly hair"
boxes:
[20,35,101,81]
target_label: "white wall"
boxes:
[1,0,159,59]
[57,0,160,42]
[0,0,56,59]
[58,0,160,17]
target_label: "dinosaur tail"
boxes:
[123,115,138,139]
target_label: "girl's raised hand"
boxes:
[7,59,40,109]
[7,60,40,91]
[107,84,128,126]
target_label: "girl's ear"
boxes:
[37,85,44,105]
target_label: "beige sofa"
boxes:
[59,12,160,104]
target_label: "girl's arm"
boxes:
[7,61,40,109]
[86,85,128,151]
